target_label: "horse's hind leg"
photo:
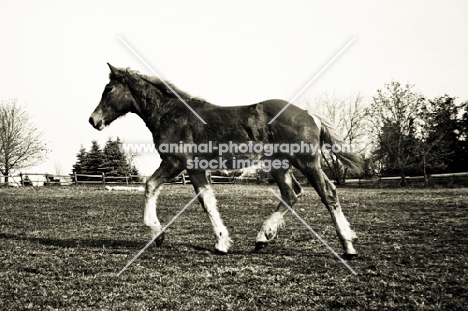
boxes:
[255,169,298,251]
[188,170,232,254]
[300,164,357,257]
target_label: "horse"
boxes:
[89,63,362,257]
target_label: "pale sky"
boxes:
[1,0,467,176]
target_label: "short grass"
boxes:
[0,185,467,310]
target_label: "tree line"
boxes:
[300,81,468,186]
[72,138,139,181]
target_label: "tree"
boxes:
[72,145,89,174]
[460,101,468,140]
[450,99,468,172]
[71,138,139,181]
[299,92,367,184]
[54,160,66,175]
[415,96,459,185]
[86,140,104,174]
[102,137,133,176]
[366,81,423,186]
[0,99,47,182]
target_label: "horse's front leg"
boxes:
[144,159,183,245]
[188,170,232,254]
[256,169,298,251]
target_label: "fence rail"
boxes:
[2,172,468,187]
[345,172,468,187]
[0,172,236,187]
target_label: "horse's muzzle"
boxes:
[89,116,104,130]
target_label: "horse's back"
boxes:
[191,98,320,143]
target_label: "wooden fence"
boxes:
[344,172,468,188]
[0,172,138,187]
[0,172,236,187]
[0,173,66,187]
[2,172,468,188]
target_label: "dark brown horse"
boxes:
[89,63,362,257]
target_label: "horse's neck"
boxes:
[134,98,164,127]
[132,91,184,134]
[127,79,169,124]
[127,77,206,137]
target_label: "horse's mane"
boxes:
[117,68,195,101]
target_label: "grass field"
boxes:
[1,185,467,310]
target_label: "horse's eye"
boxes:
[104,86,113,93]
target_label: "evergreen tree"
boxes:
[102,137,131,176]
[71,138,139,181]
[86,140,103,174]
[72,145,88,173]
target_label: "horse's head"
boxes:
[89,63,135,130]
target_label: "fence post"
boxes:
[102,172,106,184]
[125,175,129,186]
[74,172,77,186]
[20,172,24,187]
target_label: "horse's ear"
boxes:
[107,63,120,76]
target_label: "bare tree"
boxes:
[298,92,368,184]
[54,159,66,175]
[0,99,47,182]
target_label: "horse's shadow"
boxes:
[0,232,141,250]
[0,232,311,256]
[0,232,244,255]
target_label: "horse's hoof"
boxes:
[155,232,165,247]
[214,249,227,255]
[342,253,358,260]
[254,241,268,252]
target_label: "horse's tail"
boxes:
[310,113,364,174]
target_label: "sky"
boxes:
[1,0,467,176]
